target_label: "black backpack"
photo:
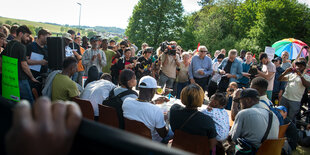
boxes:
[102,88,138,129]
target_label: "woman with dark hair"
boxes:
[169,84,217,151]
[113,69,138,100]
[116,48,137,73]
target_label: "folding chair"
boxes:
[124,118,151,139]
[72,98,94,120]
[98,104,119,128]
[172,130,210,155]
[256,138,286,155]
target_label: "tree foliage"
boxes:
[179,0,310,57]
[125,0,184,48]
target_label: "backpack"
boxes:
[102,88,138,129]
[260,100,284,125]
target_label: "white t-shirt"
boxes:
[283,73,310,102]
[80,79,116,116]
[201,108,230,141]
[122,97,166,142]
[262,61,276,91]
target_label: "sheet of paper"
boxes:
[29,52,44,72]
[265,46,275,61]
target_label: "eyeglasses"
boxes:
[200,50,208,53]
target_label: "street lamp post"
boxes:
[77,2,82,33]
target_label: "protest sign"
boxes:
[2,55,20,101]
[265,46,275,61]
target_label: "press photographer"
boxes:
[158,41,180,89]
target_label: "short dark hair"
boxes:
[10,25,19,34]
[100,73,112,82]
[217,54,225,59]
[63,57,77,69]
[251,77,268,96]
[120,41,128,47]
[119,69,135,89]
[0,32,6,39]
[211,93,227,107]
[16,25,32,35]
[38,29,51,37]
[67,30,75,35]
[110,40,115,43]
[259,52,268,60]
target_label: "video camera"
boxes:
[160,41,176,55]
[248,64,262,79]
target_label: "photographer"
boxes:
[158,42,180,89]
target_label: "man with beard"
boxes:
[26,28,51,96]
[82,36,106,76]
[1,25,39,104]
[26,29,51,78]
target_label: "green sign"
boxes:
[2,55,20,101]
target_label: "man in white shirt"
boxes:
[80,74,115,117]
[122,76,171,142]
[82,36,107,76]
[258,52,276,100]
[278,60,310,121]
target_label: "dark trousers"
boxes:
[176,81,189,99]
[207,80,218,98]
[194,76,209,91]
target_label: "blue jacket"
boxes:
[218,57,243,83]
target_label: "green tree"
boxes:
[126,0,184,48]
[27,25,36,36]
[5,20,12,25]
[60,26,65,32]
[87,31,97,38]
[179,14,197,50]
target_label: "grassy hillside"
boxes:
[0,16,63,34]
[0,16,125,38]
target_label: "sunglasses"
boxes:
[121,46,126,49]
[200,50,208,53]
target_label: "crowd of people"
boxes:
[1,24,310,154]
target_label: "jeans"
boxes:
[280,96,301,121]
[266,90,273,100]
[176,81,189,99]
[77,71,84,86]
[19,80,34,104]
[71,72,78,83]
[158,72,175,88]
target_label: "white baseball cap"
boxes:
[62,33,72,41]
[138,76,160,89]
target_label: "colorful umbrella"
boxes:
[272,38,308,60]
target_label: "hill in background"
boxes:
[0,16,125,41]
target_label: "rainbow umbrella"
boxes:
[272,38,308,60]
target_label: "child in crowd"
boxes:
[225,82,238,110]
[202,93,230,141]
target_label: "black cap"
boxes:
[295,60,307,66]
[272,57,282,63]
[240,88,259,99]
[217,54,225,59]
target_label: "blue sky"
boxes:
[0,0,308,29]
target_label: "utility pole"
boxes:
[77,2,82,33]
